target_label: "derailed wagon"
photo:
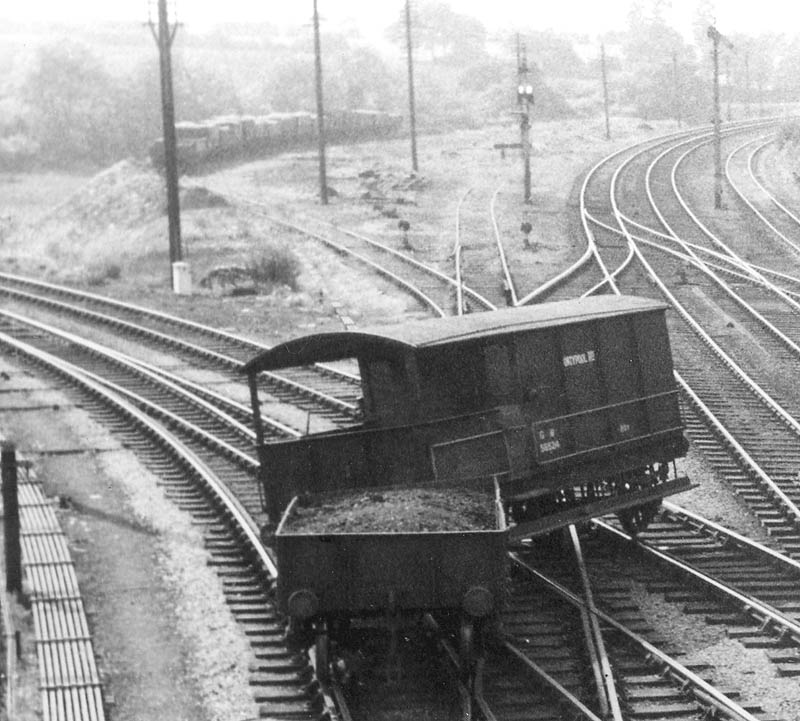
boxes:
[242,296,690,675]
[243,296,690,537]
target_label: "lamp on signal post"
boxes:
[516,41,534,204]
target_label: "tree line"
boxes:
[2,0,799,170]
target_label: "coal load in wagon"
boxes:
[282,487,496,534]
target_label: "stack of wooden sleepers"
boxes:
[18,472,105,721]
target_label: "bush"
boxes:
[84,262,122,286]
[245,245,301,290]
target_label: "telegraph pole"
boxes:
[517,38,533,203]
[405,0,419,173]
[148,0,182,275]
[708,25,733,210]
[725,55,732,121]
[600,43,611,140]
[744,51,751,118]
[312,0,328,205]
[672,51,682,127]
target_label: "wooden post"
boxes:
[708,26,732,210]
[672,51,682,127]
[709,26,723,210]
[601,43,611,140]
[405,0,419,173]
[312,0,329,205]
[2,443,21,595]
[148,0,183,270]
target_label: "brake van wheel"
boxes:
[617,500,660,535]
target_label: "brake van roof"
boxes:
[241,295,667,373]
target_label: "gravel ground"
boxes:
[0,359,257,721]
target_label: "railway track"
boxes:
[506,533,769,721]
[196,183,498,318]
[6,118,800,720]
[536,118,800,717]
[576,118,800,543]
[0,271,361,425]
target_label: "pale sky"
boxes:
[0,1,795,39]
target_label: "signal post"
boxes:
[516,41,534,204]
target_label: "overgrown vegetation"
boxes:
[245,245,301,291]
[84,262,122,286]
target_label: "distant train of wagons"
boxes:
[150,109,403,170]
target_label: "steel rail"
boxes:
[595,210,800,300]
[607,132,800,493]
[588,212,771,285]
[662,500,800,574]
[0,310,266,487]
[0,267,360,384]
[499,640,604,721]
[639,137,800,360]
[609,206,800,288]
[592,517,800,645]
[518,131,682,305]
[583,120,776,295]
[0,330,281,706]
[0,270,267,351]
[0,319,369,720]
[748,136,800,228]
[726,133,800,258]
[120,353,302,438]
[568,525,623,721]
[588,119,800,530]
[674,371,800,527]
[253,189,497,312]
[453,188,473,315]
[267,215,448,317]
[0,281,358,417]
[207,187,467,318]
[337,222,496,312]
[489,185,518,306]
[420,614,473,721]
[666,133,800,317]
[613,213,800,527]
[509,553,762,721]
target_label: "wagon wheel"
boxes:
[617,500,660,535]
[314,621,330,683]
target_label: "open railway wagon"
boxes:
[242,296,690,675]
[274,482,508,681]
